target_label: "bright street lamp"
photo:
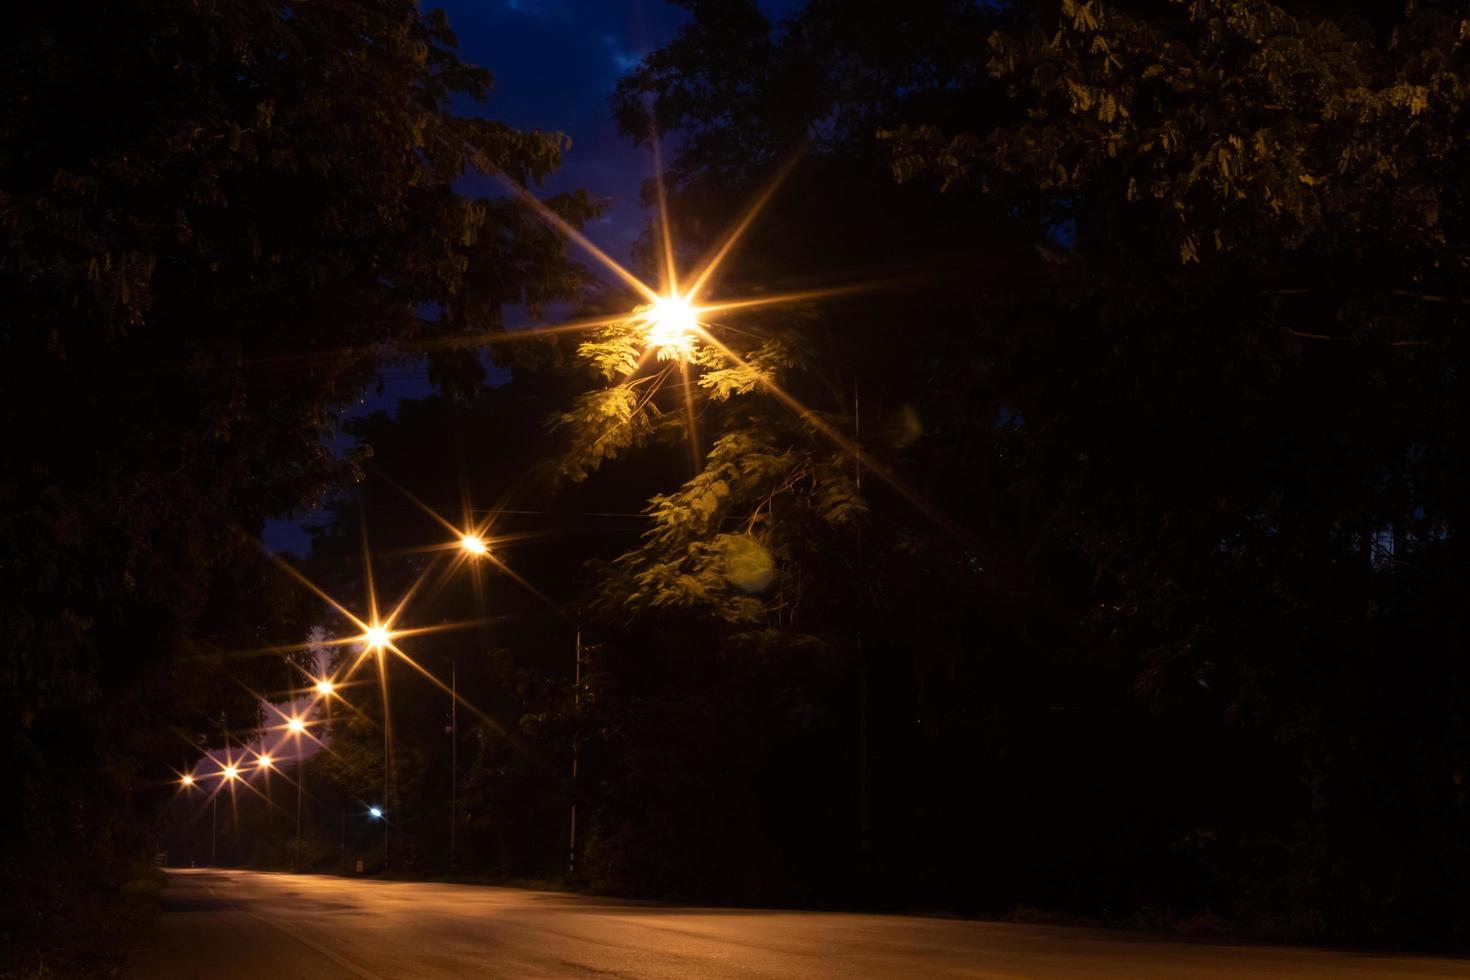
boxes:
[223,765,239,780]
[181,774,194,787]
[459,533,488,556]
[287,717,307,734]
[369,806,383,819]
[364,625,391,652]
[314,678,335,695]
[643,295,698,357]
[257,754,274,769]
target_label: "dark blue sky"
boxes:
[265,1,795,553]
[441,0,689,251]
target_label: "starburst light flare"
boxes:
[642,295,699,359]
[363,624,392,652]
[494,144,967,537]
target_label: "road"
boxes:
[132,869,1470,979]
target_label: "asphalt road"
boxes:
[132,869,1470,979]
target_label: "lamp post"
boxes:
[369,805,386,869]
[214,764,239,866]
[450,532,490,873]
[287,715,307,872]
[450,658,457,872]
[569,628,581,879]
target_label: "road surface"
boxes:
[132,869,1470,978]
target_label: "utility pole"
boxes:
[294,758,304,872]
[210,794,218,867]
[383,703,390,870]
[568,628,581,878]
[450,657,457,871]
[854,382,871,865]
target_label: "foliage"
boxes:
[564,0,1470,946]
[0,1,585,970]
[880,0,1470,945]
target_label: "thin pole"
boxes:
[294,759,304,872]
[568,628,581,878]
[854,381,871,861]
[383,700,389,870]
[858,631,870,857]
[450,657,457,871]
[211,794,217,867]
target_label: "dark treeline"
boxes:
[10,0,1470,971]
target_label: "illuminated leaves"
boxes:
[887,0,1470,276]
[593,422,866,627]
[554,386,663,482]
[576,321,646,381]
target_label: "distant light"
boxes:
[314,678,335,695]
[459,534,488,556]
[181,774,195,787]
[223,766,239,780]
[287,717,307,733]
[643,296,698,358]
[369,806,383,819]
[364,625,391,651]
[258,754,273,768]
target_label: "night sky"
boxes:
[263,1,742,554]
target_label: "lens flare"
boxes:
[643,296,698,358]
[287,717,307,733]
[459,534,489,556]
[258,754,273,768]
[181,774,194,787]
[314,678,335,695]
[364,625,391,652]
[223,766,239,780]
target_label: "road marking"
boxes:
[205,883,387,980]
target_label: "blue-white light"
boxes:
[369,806,383,819]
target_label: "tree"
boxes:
[549,0,1470,945]
[883,0,1470,945]
[557,0,1084,909]
[0,2,587,968]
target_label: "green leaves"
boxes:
[554,385,666,483]
[0,1,590,956]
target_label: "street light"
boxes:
[314,678,335,695]
[459,533,488,556]
[257,754,274,769]
[643,295,698,357]
[284,715,310,872]
[364,625,391,652]
[181,774,195,787]
[213,763,239,867]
